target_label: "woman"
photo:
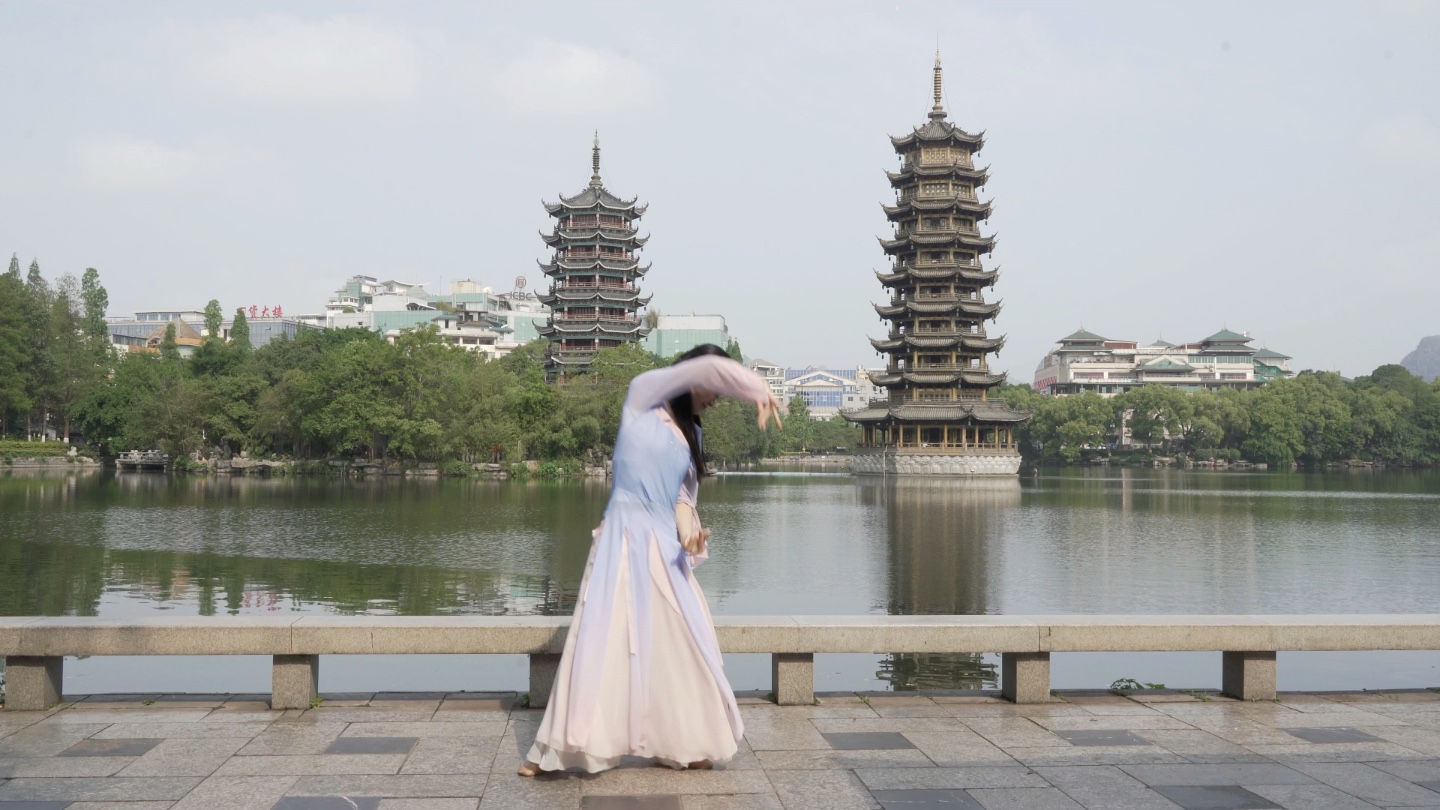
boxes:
[519,344,781,775]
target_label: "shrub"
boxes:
[440,460,472,477]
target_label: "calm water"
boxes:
[2,467,1437,695]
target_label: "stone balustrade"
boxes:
[2,614,1436,712]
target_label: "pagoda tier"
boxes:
[537,258,652,277]
[874,265,999,287]
[843,55,1028,476]
[868,335,1006,352]
[882,197,993,221]
[878,231,997,254]
[536,287,652,307]
[538,136,652,380]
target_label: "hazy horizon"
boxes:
[2,1,1436,380]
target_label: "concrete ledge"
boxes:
[15,616,298,656]
[3,615,1437,712]
[290,616,570,655]
[1041,615,1279,652]
[5,615,1438,658]
[788,615,1041,654]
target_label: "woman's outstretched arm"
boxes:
[624,354,774,414]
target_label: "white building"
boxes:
[316,276,550,358]
[744,362,885,420]
[1033,328,1293,396]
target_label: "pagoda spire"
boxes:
[929,50,946,121]
[589,131,603,189]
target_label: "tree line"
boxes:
[0,256,112,441]
[0,261,855,468]
[999,368,1440,466]
[76,328,855,467]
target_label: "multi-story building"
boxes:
[109,310,309,352]
[844,56,1028,476]
[1033,328,1294,396]
[536,137,652,380]
[642,314,730,359]
[747,359,787,402]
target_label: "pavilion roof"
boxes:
[1201,328,1252,344]
[1060,328,1108,343]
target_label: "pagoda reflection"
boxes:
[857,476,1021,691]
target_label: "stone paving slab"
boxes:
[0,690,1438,808]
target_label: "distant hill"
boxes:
[1401,336,1440,382]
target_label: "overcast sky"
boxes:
[2,1,1437,379]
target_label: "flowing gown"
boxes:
[525,355,771,773]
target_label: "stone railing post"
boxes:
[4,656,64,710]
[1002,652,1050,703]
[1222,651,1276,700]
[528,653,561,709]
[271,654,319,710]
[772,653,814,705]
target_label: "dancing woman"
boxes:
[519,344,781,775]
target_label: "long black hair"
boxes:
[669,343,732,478]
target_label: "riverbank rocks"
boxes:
[3,456,100,469]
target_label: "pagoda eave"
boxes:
[889,124,985,150]
[874,267,999,287]
[885,165,990,185]
[878,233,997,252]
[883,198,993,221]
[842,399,1028,425]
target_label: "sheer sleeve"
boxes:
[624,354,771,414]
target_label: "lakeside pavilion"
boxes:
[536,135,653,381]
[844,55,1028,476]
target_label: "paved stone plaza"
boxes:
[1,690,1439,809]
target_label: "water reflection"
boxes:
[4,467,1439,693]
[859,477,1021,690]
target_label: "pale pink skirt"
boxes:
[525,530,740,772]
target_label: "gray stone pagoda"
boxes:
[536,135,652,381]
[845,55,1028,476]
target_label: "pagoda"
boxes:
[844,55,1027,475]
[536,135,652,380]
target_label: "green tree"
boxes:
[0,272,32,435]
[73,353,161,455]
[203,300,224,342]
[1117,385,1190,450]
[5,254,19,280]
[781,395,813,451]
[22,259,54,438]
[191,299,240,377]
[724,338,743,362]
[79,267,109,344]
[47,275,103,441]
[133,366,209,458]
[160,321,181,362]
[230,308,251,354]
[1031,392,1113,462]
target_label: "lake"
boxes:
[1,466,1437,696]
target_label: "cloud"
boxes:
[496,40,658,114]
[171,14,419,105]
[1358,115,1440,174]
[74,134,280,200]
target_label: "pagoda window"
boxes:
[926,251,948,264]
[924,217,946,230]
[957,253,975,265]
[956,185,973,198]
[921,182,948,196]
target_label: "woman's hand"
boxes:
[683,527,711,556]
[757,395,784,430]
